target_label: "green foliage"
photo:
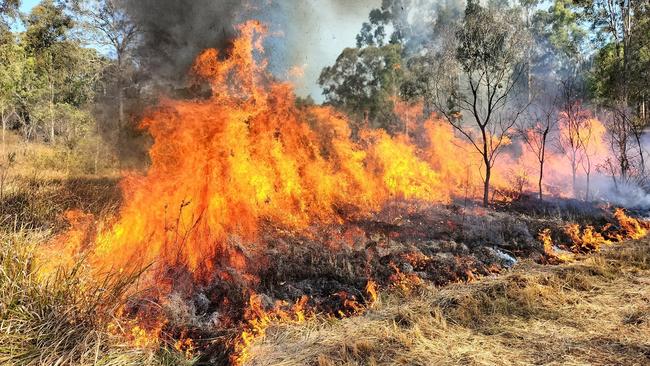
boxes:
[356,0,404,48]
[0,0,20,44]
[456,1,521,75]
[319,44,405,132]
[24,0,73,53]
[0,0,107,153]
[0,42,44,135]
[587,42,619,103]
[577,0,650,114]
[533,0,587,61]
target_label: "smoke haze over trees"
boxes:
[0,0,649,205]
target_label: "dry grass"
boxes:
[0,133,122,231]
[0,229,189,366]
[245,239,650,366]
[0,131,120,179]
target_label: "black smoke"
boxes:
[124,0,245,87]
[124,0,379,91]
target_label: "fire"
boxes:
[38,209,95,279]
[513,110,609,200]
[231,294,311,365]
[39,21,490,362]
[388,262,422,293]
[174,336,195,360]
[565,224,611,253]
[106,308,167,349]
[538,228,574,263]
[612,208,649,240]
[365,280,379,304]
[39,19,650,365]
[77,21,464,283]
[231,279,379,365]
[540,208,649,259]
[48,21,621,286]
[539,228,554,257]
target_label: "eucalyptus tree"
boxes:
[70,0,138,133]
[431,0,531,206]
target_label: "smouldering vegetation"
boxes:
[245,239,650,366]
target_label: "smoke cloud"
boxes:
[124,0,379,99]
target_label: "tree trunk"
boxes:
[621,2,632,107]
[50,81,55,143]
[483,158,490,207]
[118,86,124,131]
[538,159,544,201]
[116,52,125,168]
[539,130,549,201]
[571,156,577,199]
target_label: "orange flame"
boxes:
[41,20,650,363]
[365,280,379,304]
[77,21,468,282]
[612,208,649,241]
[231,294,312,365]
[50,21,619,286]
[565,224,611,252]
[542,208,649,258]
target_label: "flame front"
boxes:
[87,22,458,281]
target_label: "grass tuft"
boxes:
[0,229,188,366]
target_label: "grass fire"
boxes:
[1,1,649,366]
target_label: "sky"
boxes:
[20,0,39,13]
[18,0,379,102]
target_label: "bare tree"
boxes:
[579,120,595,201]
[629,112,646,175]
[599,104,647,190]
[431,1,530,206]
[518,95,559,201]
[557,79,592,199]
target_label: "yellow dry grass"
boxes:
[245,240,650,366]
[0,131,121,180]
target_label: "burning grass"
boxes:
[0,229,188,366]
[243,238,650,366]
[1,166,648,365]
